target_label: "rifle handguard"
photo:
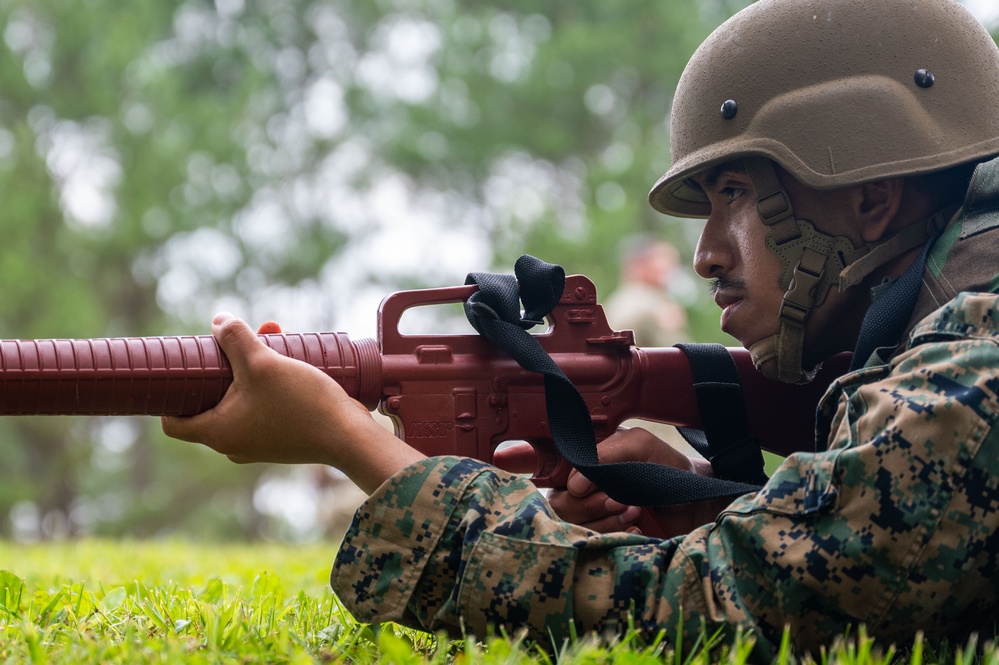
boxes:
[0,333,382,415]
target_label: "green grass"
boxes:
[0,539,990,664]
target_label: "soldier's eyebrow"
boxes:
[686,162,748,193]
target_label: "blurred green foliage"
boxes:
[22,0,996,540]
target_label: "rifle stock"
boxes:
[0,274,845,493]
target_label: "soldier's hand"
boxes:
[544,428,723,536]
[161,313,424,493]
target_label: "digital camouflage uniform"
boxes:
[331,165,999,657]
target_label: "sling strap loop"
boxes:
[674,343,768,485]
[464,255,763,507]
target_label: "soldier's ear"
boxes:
[858,178,904,243]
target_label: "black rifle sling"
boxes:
[463,255,761,507]
[674,343,768,485]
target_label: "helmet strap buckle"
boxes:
[780,248,826,319]
[744,157,862,383]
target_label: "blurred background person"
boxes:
[603,235,690,348]
[603,234,696,455]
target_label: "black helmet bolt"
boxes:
[914,69,935,88]
[720,99,738,120]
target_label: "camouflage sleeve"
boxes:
[331,292,999,657]
[329,452,799,653]
[330,456,693,642]
[718,292,999,651]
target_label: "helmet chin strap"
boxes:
[741,157,944,383]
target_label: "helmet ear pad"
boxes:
[741,156,867,383]
[742,157,942,383]
[763,167,908,289]
[765,219,857,300]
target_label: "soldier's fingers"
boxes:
[160,414,195,442]
[160,412,219,448]
[597,427,691,468]
[576,509,643,534]
[548,488,641,530]
[492,442,537,474]
[566,469,597,497]
[212,312,273,378]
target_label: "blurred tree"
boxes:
[0,0,756,541]
[0,0,991,541]
[0,0,283,539]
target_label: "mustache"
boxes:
[709,276,746,295]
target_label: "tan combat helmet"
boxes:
[649,0,999,383]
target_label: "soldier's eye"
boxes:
[720,187,743,203]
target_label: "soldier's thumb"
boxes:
[212,312,265,376]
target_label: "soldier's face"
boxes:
[691,163,868,366]
[691,165,784,352]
